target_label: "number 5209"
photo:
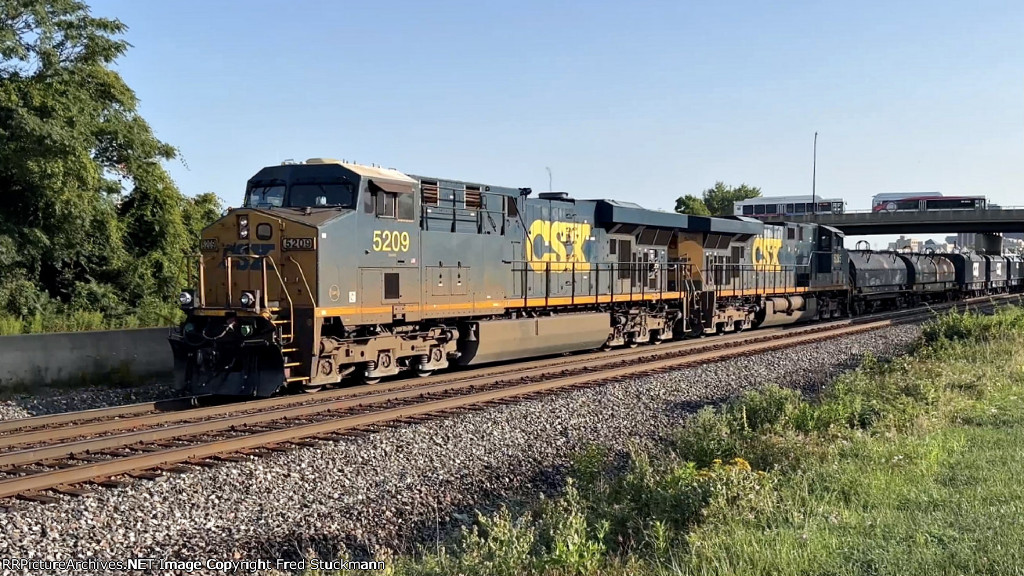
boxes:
[372,230,410,252]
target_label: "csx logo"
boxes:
[219,243,276,270]
[527,220,592,273]
[752,237,782,271]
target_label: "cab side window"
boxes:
[376,192,397,218]
[397,193,415,221]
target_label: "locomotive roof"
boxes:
[304,159,416,183]
[593,200,764,236]
[249,159,416,186]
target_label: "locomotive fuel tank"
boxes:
[456,313,612,365]
[755,296,818,327]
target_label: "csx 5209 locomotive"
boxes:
[169,158,850,397]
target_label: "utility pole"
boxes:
[812,131,818,217]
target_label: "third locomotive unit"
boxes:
[169,159,1018,397]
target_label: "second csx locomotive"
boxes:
[169,158,1018,397]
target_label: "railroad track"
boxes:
[0,295,1017,502]
[0,296,990,438]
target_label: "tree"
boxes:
[674,194,711,216]
[674,182,761,217]
[0,0,220,329]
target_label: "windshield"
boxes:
[287,183,356,208]
[245,184,286,208]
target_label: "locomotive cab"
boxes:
[169,159,417,396]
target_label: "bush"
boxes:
[922,306,1024,344]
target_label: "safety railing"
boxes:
[707,264,812,295]
[421,203,506,234]
[504,260,698,306]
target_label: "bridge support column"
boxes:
[972,233,1003,255]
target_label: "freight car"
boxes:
[1008,255,1024,291]
[899,251,957,304]
[844,246,1020,314]
[169,159,849,397]
[847,248,910,313]
[941,252,988,297]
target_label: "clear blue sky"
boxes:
[92,0,1023,248]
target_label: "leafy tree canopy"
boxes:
[674,194,711,216]
[0,0,221,330]
[674,182,761,216]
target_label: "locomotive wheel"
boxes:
[301,385,323,394]
[416,369,434,378]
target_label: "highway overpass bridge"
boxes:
[766,207,1024,253]
[767,207,1024,234]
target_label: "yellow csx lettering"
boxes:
[527,220,592,273]
[752,237,782,271]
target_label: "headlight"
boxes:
[178,290,194,309]
[239,290,256,308]
[237,215,249,239]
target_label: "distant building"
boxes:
[887,236,953,252]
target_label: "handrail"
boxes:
[288,255,318,308]
[216,254,297,340]
[503,260,697,304]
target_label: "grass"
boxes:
[0,303,182,335]
[306,307,1024,576]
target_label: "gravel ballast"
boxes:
[0,382,178,422]
[0,324,921,574]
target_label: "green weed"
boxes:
[315,306,1024,576]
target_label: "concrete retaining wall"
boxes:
[0,327,173,389]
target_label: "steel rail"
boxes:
[0,324,798,437]
[0,396,211,434]
[0,301,961,449]
[0,322,839,445]
[0,294,1014,446]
